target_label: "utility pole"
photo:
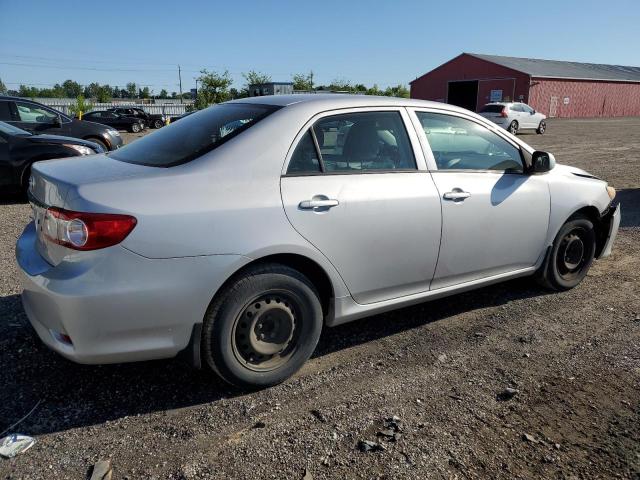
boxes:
[178,65,183,104]
[310,70,314,90]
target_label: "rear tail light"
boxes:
[500,108,508,118]
[43,207,137,250]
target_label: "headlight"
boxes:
[63,144,95,156]
[606,186,616,200]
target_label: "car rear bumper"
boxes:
[16,221,246,364]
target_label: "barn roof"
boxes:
[468,53,640,83]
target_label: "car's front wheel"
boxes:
[154,119,164,129]
[537,120,546,134]
[537,215,596,291]
[130,123,141,133]
[508,120,519,135]
[202,264,323,389]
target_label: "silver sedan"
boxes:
[16,95,620,388]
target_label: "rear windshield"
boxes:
[480,105,504,113]
[109,103,280,167]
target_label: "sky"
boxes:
[1,0,639,94]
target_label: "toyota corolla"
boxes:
[16,95,620,388]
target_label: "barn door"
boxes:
[549,96,558,118]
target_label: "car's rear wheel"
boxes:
[202,264,323,389]
[508,120,519,135]
[153,119,164,129]
[537,120,546,134]
[536,216,596,291]
[130,123,141,133]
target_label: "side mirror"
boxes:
[531,110,536,115]
[52,115,63,127]
[531,151,555,173]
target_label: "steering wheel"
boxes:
[444,158,461,169]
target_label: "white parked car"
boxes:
[479,102,547,135]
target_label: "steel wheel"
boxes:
[232,292,300,372]
[202,263,323,389]
[536,216,596,291]
[556,228,593,282]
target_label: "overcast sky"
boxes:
[1,0,639,94]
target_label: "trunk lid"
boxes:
[29,154,155,266]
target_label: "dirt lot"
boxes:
[1,118,638,480]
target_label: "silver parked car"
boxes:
[479,102,547,135]
[16,95,620,388]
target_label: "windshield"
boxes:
[0,121,32,136]
[109,103,280,167]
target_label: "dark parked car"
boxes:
[81,111,145,133]
[107,107,166,129]
[0,121,102,193]
[0,96,123,152]
[169,111,195,123]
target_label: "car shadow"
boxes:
[617,188,639,228]
[0,192,27,205]
[0,277,550,436]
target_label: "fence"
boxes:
[38,102,190,116]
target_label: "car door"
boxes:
[509,103,526,127]
[410,109,550,290]
[280,108,442,305]
[520,104,536,128]
[0,132,12,186]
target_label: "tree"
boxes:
[194,69,233,109]
[62,80,82,98]
[96,85,112,103]
[0,78,6,95]
[159,89,168,99]
[383,84,409,98]
[366,84,384,96]
[67,95,94,117]
[139,86,150,99]
[126,82,137,98]
[292,71,314,91]
[242,70,271,96]
[18,85,39,98]
[329,78,352,92]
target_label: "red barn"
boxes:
[410,53,640,118]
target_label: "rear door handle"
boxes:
[443,189,471,201]
[299,198,339,209]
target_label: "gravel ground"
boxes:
[0,118,638,479]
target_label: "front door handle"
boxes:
[299,198,339,209]
[443,189,471,201]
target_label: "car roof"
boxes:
[227,93,472,114]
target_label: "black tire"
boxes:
[536,120,546,134]
[130,123,141,133]
[86,137,109,152]
[536,216,596,291]
[153,119,164,129]
[202,264,323,389]
[508,120,519,135]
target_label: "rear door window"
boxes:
[287,111,416,174]
[110,103,280,167]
